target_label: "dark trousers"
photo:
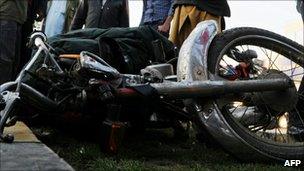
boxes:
[290,15,304,127]
[0,20,21,85]
[18,20,34,73]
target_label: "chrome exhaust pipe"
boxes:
[151,78,292,99]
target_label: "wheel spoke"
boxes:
[219,65,234,74]
[239,106,249,122]
[281,65,302,73]
[250,125,265,132]
[240,45,245,52]
[290,72,304,77]
[269,52,280,69]
[293,107,304,127]
[230,103,241,114]
[261,47,280,70]
[221,58,238,76]
[290,60,295,79]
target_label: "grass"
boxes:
[33,126,298,171]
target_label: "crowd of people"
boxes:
[0,0,233,85]
[0,1,303,84]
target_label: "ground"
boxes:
[32,126,298,171]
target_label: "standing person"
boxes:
[140,0,174,37]
[44,0,80,37]
[19,0,47,73]
[70,0,129,30]
[169,0,231,48]
[288,0,304,139]
[0,0,27,84]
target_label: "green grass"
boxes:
[33,127,298,171]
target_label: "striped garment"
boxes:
[142,0,174,24]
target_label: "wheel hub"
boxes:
[252,70,298,117]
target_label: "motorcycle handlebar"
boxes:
[29,32,48,50]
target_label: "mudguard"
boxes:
[176,20,276,161]
[177,20,218,82]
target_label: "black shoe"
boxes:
[288,126,304,141]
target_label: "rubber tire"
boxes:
[206,27,304,161]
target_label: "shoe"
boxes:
[288,126,304,141]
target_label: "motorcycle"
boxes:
[0,20,303,162]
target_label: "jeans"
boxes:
[0,20,21,85]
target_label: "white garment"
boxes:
[45,0,67,37]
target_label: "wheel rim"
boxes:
[212,35,304,148]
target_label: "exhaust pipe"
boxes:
[151,78,292,99]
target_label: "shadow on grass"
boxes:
[33,127,295,171]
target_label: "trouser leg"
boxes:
[13,23,22,79]
[0,20,20,84]
[18,20,33,73]
[289,79,304,128]
[169,5,221,48]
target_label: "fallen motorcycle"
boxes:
[0,21,303,162]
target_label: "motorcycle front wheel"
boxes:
[202,27,304,161]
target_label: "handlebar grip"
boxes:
[34,37,45,47]
[29,32,47,48]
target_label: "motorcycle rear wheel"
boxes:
[203,27,304,161]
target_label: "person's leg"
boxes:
[169,5,183,47]
[288,74,304,139]
[169,6,221,48]
[18,20,33,73]
[169,5,197,48]
[13,23,22,79]
[288,6,304,137]
[0,20,18,84]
